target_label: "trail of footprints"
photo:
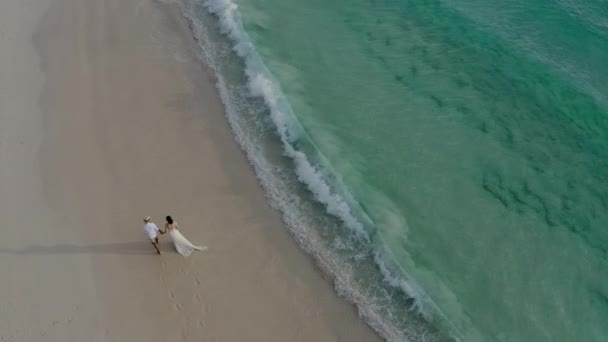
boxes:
[167,276,207,332]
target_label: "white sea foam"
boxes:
[202,0,371,243]
[176,0,441,340]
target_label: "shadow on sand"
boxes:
[0,241,162,255]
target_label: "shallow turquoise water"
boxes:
[181,0,608,340]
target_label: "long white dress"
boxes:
[168,226,207,257]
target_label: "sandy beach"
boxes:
[0,0,382,341]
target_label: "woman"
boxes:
[164,215,207,256]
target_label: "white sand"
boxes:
[0,0,382,341]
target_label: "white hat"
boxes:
[143,216,151,222]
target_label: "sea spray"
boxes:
[176,0,445,341]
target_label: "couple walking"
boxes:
[143,215,207,256]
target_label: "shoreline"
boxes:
[0,0,383,341]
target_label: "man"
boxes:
[143,216,164,254]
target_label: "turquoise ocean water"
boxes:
[177,0,608,340]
